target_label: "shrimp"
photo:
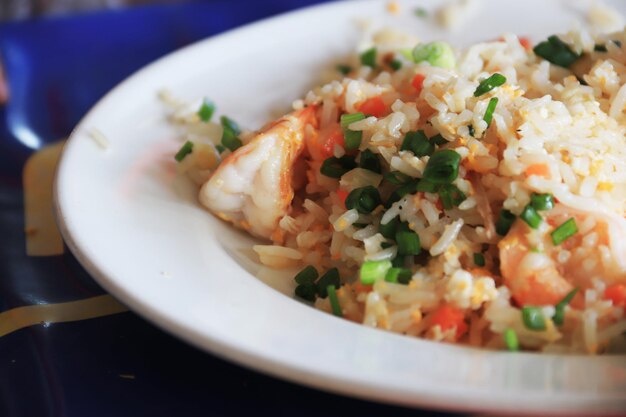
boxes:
[498,203,626,307]
[199,106,317,240]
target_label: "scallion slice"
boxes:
[416,179,438,193]
[360,260,392,285]
[533,35,581,68]
[386,179,420,207]
[412,41,456,69]
[385,267,412,284]
[341,113,366,150]
[379,216,399,239]
[422,149,461,184]
[473,73,506,97]
[295,283,317,302]
[220,116,242,151]
[496,209,516,236]
[401,130,434,157]
[294,265,318,285]
[340,112,366,128]
[327,285,343,317]
[473,253,485,267]
[522,306,547,331]
[320,156,357,178]
[503,328,519,351]
[316,268,340,298]
[520,204,542,229]
[483,97,498,127]
[174,141,193,162]
[384,171,410,185]
[414,7,427,18]
[336,64,352,75]
[530,193,554,211]
[360,47,377,68]
[358,149,381,173]
[197,99,215,122]
[390,59,402,71]
[215,144,226,154]
[396,230,421,256]
[438,184,466,210]
[429,133,447,146]
[345,186,382,214]
[551,218,578,245]
[553,287,579,326]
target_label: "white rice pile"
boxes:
[167,23,626,354]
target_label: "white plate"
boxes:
[55,0,626,414]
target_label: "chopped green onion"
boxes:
[220,116,242,151]
[316,268,340,298]
[414,7,428,18]
[429,133,447,146]
[396,230,421,256]
[327,285,343,317]
[594,44,608,53]
[360,47,377,68]
[522,306,547,331]
[344,130,362,150]
[520,204,542,229]
[483,97,498,127]
[438,184,466,210]
[468,124,475,137]
[197,99,215,122]
[422,149,461,184]
[220,115,241,135]
[358,149,381,173]
[379,216,399,239]
[390,59,402,71]
[473,73,507,97]
[384,171,410,185]
[553,287,579,326]
[473,253,485,267]
[215,144,226,153]
[503,328,519,351]
[360,260,392,285]
[320,156,357,178]
[551,218,578,245]
[294,265,318,285]
[392,255,405,268]
[412,41,456,69]
[341,112,366,150]
[336,64,352,75]
[496,209,516,236]
[416,179,438,193]
[340,112,366,128]
[345,186,382,214]
[174,141,194,162]
[385,267,412,284]
[295,283,317,302]
[401,130,434,157]
[386,179,420,207]
[533,35,581,68]
[530,193,554,211]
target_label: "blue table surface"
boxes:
[0,2,462,416]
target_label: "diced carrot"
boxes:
[519,36,532,50]
[306,123,344,160]
[336,188,349,209]
[357,96,388,118]
[430,305,468,340]
[353,281,373,294]
[412,74,426,94]
[604,284,626,308]
[524,163,550,178]
[435,198,443,211]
